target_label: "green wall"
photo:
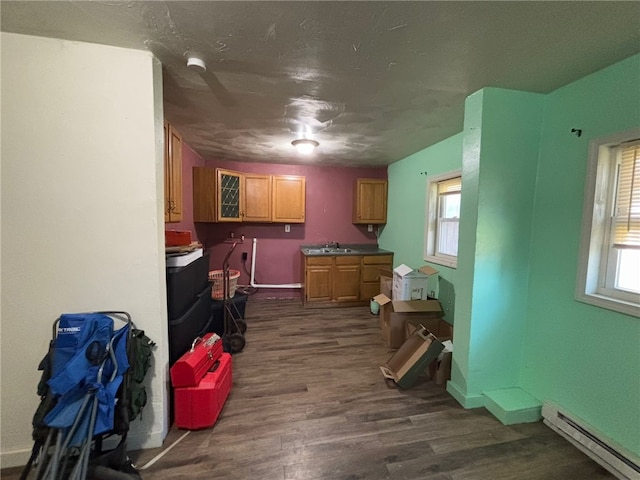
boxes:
[450,88,544,404]
[383,53,639,456]
[379,132,463,320]
[522,54,640,455]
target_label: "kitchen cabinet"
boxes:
[272,175,306,223]
[303,255,361,304]
[193,168,305,223]
[193,167,216,222]
[164,121,183,223]
[360,254,393,300]
[244,173,272,222]
[303,251,393,306]
[353,178,387,224]
[304,257,333,302]
[217,168,243,222]
[333,256,361,301]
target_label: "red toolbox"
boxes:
[165,230,192,247]
[170,333,222,388]
[174,353,233,430]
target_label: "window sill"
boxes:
[424,255,457,269]
[576,292,640,318]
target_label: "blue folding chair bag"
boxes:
[47,314,113,397]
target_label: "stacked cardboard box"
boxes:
[376,263,453,389]
[374,293,444,349]
[392,264,439,300]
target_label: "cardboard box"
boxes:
[374,293,443,349]
[427,340,453,385]
[405,316,452,340]
[380,269,393,298]
[380,325,445,389]
[393,264,439,300]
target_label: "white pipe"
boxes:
[250,237,302,289]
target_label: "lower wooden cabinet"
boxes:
[303,255,360,304]
[360,254,393,300]
[303,253,393,305]
[333,256,361,301]
[305,257,333,302]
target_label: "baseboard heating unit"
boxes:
[541,402,640,480]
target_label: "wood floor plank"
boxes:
[2,298,616,480]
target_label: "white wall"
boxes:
[0,33,169,468]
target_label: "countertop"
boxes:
[300,244,393,256]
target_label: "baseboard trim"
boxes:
[446,380,486,409]
[1,447,33,470]
[0,430,164,470]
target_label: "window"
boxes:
[577,129,640,317]
[425,171,461,268]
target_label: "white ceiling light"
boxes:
[186,56,206,72]
[292,138,319,155]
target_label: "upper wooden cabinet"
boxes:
[193,167,216,222]
[193,168,305,223]
[164,121,183,223]
[217,169,243,222]
[353,178,387,224]
[272,175,306,223]
[244,173,272,222]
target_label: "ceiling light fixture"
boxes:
[292,138,319,155]
[186,56,206,72]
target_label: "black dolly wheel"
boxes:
[231,319,247,334]
[228,333,246,354]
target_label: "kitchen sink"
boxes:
[305,248,328,254]
[304,247,358,254]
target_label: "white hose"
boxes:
[250,237,302,289]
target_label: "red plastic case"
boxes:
[165,230,192,247]
[174,353,233,430]
[170,333,222,388]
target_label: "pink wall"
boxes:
[166,145,387,299]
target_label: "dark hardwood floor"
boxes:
[5,298,614,479]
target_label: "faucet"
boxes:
[325,241,340,248]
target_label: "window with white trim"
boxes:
[577,129,640,317]
[425,171,461,268]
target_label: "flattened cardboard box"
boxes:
[407,320,453,386]
[380,325,445,389]
[374,293,443,349]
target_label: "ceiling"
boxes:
[2,1,639,167]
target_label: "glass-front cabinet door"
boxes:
[216,169,243,222]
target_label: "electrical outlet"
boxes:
[367,224,373,232]
[285,224,291,233]
[241,252,248,261]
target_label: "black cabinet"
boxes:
[166,253,211,365]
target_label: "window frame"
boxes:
[424,170,462,269]
[576,128,640,317]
